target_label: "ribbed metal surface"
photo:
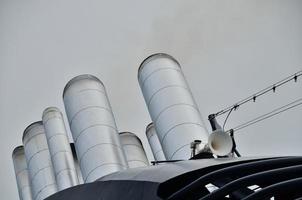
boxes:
[63,74,128,182]
[120,132,149,168]
[12,146,33,200]
[146,123,166,161]
[22,122,57,200]
[138,54,208,160]
[42,107,79,191]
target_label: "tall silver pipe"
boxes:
[119,132,149,168]
[146,123,166,161]
[63,75,128,182]
[138,54,209,160]
[42,107,79,191]
[12,146,33,200]
[22,122,57,200]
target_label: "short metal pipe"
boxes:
[12,146,33,200]
[146,123,166,161]
[22,121,57,200]
[42,107,79,191]
[120,132,149,168]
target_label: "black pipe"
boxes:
[167,157,302,200]
[208,114,221,131]
[200,164,302,199]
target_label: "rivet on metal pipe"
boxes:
[120,132,149,168]
[63,75,128,182]
[138,53,209,160]
[12,146,33,200]
[42,107,79,191]
[146,123,166,161]
[22,121,58,200]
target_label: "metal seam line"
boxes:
[23,132,45,146]
[47,133,66,142]
[140,67,181,88]
[154,103,199,124]
[30,166,53,184]
[127,160,149,165]
[55,168,77,177]
[122,144,145,149]
[43,116,64,126]
[74,124,118,143]
[51,150,72,160]
[27,149,49,167]
[78,88,105,95]
[69,105,113,126]
[147,85,190,108]
[15,168,29,177]
[79,143,124,168]
[34,183,57,200]
[154,149,164,156]
[169,143,191,160]
[84,163,127,182]
[161,122,205,145]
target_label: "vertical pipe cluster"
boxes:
[146,123,166,161]
[42,107,79,191]
[63,74,128,182]
[119,132,149,168]
[138,53,208,160]
[22,122,57,200]
[12,146,33,200]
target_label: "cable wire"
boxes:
[215,70,302,117]
[226,98,302,134]
[222,107,234,130]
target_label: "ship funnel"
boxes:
[120,132,149,168]
[22,121,57,200]
[208,130,233,156]
[12,146,33,200]
[42,107,79,190]
[146,123,166,161]
[63,74,128,182]
[138,54,208,160]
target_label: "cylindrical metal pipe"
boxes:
[70,143,84,184]
[146,123,166,161]
[138,53,209,160]
[119,132,149,168]
[42,107,79,191]
[12,146,33,200]
[63,74,128,182]
[22,122,57,200]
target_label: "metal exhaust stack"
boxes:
[138,54,208,160]
[42,107,79,190]
[119,132,149,168]
[12,146,33,200]
[22,121,57,200]
[146,123,166,161]
[63,74,128,182]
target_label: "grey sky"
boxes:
[1,0,302,199]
